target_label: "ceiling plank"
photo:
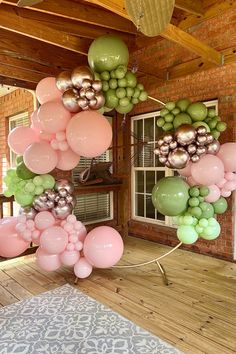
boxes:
[0,76,36,90]
[161,23,222,65]
[0,4,91,55]
[0,63,47,83]
[174,0,204,16]
[2,0,137,34]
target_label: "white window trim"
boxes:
[131,99,218,227]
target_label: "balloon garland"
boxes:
[0,34,235,281]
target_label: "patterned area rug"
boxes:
[0,284,182,354]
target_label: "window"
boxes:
[72,117,113,225]
[131,100,218,226]
[9,111,30,167]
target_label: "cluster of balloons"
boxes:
[0,214,124,279]
[88,35,148,114]
[154,124,219,169]
[157,99,227,138]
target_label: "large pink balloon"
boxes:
[217,143,236,172]
[179,162,192,177]
[74,257,93,278]
[37,100,71,134]
[60,250,80,266]
[191,155,224,186]
[83,226,124,268]
[24,141,58,174]
[40,226,68,254]
[8,127,39,155]
[30,110,42,133]
[36,77,62,105]
[34,211,55,230]
[0,217,30,258]
[66,111,112,158]
[36,247,61,271]
[204,185,221,203]
[56,148,80,171]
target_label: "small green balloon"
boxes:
[100,71,110,81]
[201,203,214,219]
[208,118,218,129]
[207,108,216,118]
[4,189,13,197]
[132,88,140,98]
[110,70,116,79]
[192,121,210,132]
[177,225,198,244]
[15,191,34,207]
[189,187,200,197]
[200,222,220,240]
[165,101,175,111]
[164,113,174,123]
[198,218,209,228]
[139,91,148,102]
[16,161,37,180]
[173,113,192,129]
[115,65,127,79]
[126,87,134,97]
[216,121,227,132]
[195,225,203,234]
[152,177,189,216]
[176,98,191,112]
[105,89,119,108]
[131,97,139,105]
[88,35,129,73]
[16,155,24,165]
[162,122,173,131]
[183,215,194,225]
[118,78,127,88]
[116,87,126,99]
[190,206,202,218]
[119,97,130,107]
[212,197,228,214]
[211,130,220,140]
[116,102,133,114]
[24,182,35,193]
[160,108,169,117]
[189,197,200,207]
[33,176,43,186]
[102,81,109,92]
[109,78,118,89]
[7,169,16,178]
[157,117,165,127]
[187,102,207,121]
[137,83,144,91]
[42,174,55,189]
[172,108,180,116]
[34,186,44,195]
[199,186,209,197]
[125,71,137,88]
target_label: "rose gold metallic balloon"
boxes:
[159,155,167,164]
[79,88,87,98]
[160,143,169,155]
[56,71,73,92]
[92,80,102,92]
[78,97,89,109]
[207,140,220,154]
[71,66,94,89]
[196,146,207,155]
[196,126,207,135]
[187,144,197,154]
[191,154,200,163]
[88,98,97,109]
[175,124,196,146]
[166,161,172,168]
[154,147,160,155]
[206,133,214,144]
[81,79,92,89]
[169,141,177,150]
[196,135,207,145]
[163,133,173,144]
[157,138,164,146]
[168,147,190,169]
[62,89,81,113]
[93,92,105,109]
[85,89,96,100]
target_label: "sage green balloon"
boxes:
[173,113,192,129]
[177,225,198,244]
[16,155,23,165]
[41,174,55,189]
[88,35,129,73]
[15,191,34,207]
[187,102,208,121]
[176,98,191,112]
[152,177,189,216]
[212,197,228,214]
[16,161,37,180]
[200,221,221,240]
[116,102,133,114]
[200,202,214,219]
[105,89,119,108]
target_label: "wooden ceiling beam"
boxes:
[174,0,204,16]
[2,0,137,34]
[0,4,92,55]
[0,76,36,90]
[0,63,47,83]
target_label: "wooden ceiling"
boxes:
[0,0,235,89]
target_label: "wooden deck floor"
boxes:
[0,236,236,354]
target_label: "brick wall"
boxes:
[128,8,236,261]
[0,89,35,193]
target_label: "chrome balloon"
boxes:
[19,206,37,220]
[81,79,92,89]
[55,179,74,194]
[196,126,207,135]
[175,124,196,146]
[196,135,207,145]
[207,140,220,154]
[62,89,81,113]
[196,146,207,155]
[52,204,72,220]
[169,141,177,150]
[92,80,102,92]
[56,71,73,92]
[168,148,190,169]
[71,66,94,89]
[191,154,200,163]
[163,133,173,144]
[187,144,197,155]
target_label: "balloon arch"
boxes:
[0,35,235,281]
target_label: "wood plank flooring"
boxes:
[0,236,236,354]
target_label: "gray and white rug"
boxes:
[0,284,182,354]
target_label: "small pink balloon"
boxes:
[56,148,80,171]
[216,178,227,189]
[224,180,236,192]
[36,247,61,271]
[0,217,30,258]
[60,250,80,266]
[8,127,39,155]
[24,141,58,174]
[204,185,221,203]
[221,189,231,197]
[37,100,71,134]
[83,226,124,268]
[217,143,236,172]
[36,77,62,104]
[74,257,93,279]
[40,226,68,254]
[191,155,224,186]
[179,162,192,177]
[66,111,112,158]
[187,176,198,187]
[39,131,55,142]
[224,172,235,181]
[34,211,55,230]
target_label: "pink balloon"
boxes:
[40,226,68,254]
[224,180,236,192]
[221,189,231,197]
[74,257,93,278]
[179,162,192,177]
[37,100,71,134]
[216,178,227,188]
[35,211,55,230]
[217,143,236,172]
[60,250,80,266]
[187,176,198,187]
[24,141,58,174]
[191,155,224,186]
[83,226,124,268]
[56,148,80,171]
[36,247,61,271]
[66,111,112,158]
[225,172,236,181]
[8,127,39,155]
[204,185,221,203]
[30,110,42,133]
[77,225,87,242]
[0,217,30,258]
[39,131,55,142]
[36,77,62,105]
